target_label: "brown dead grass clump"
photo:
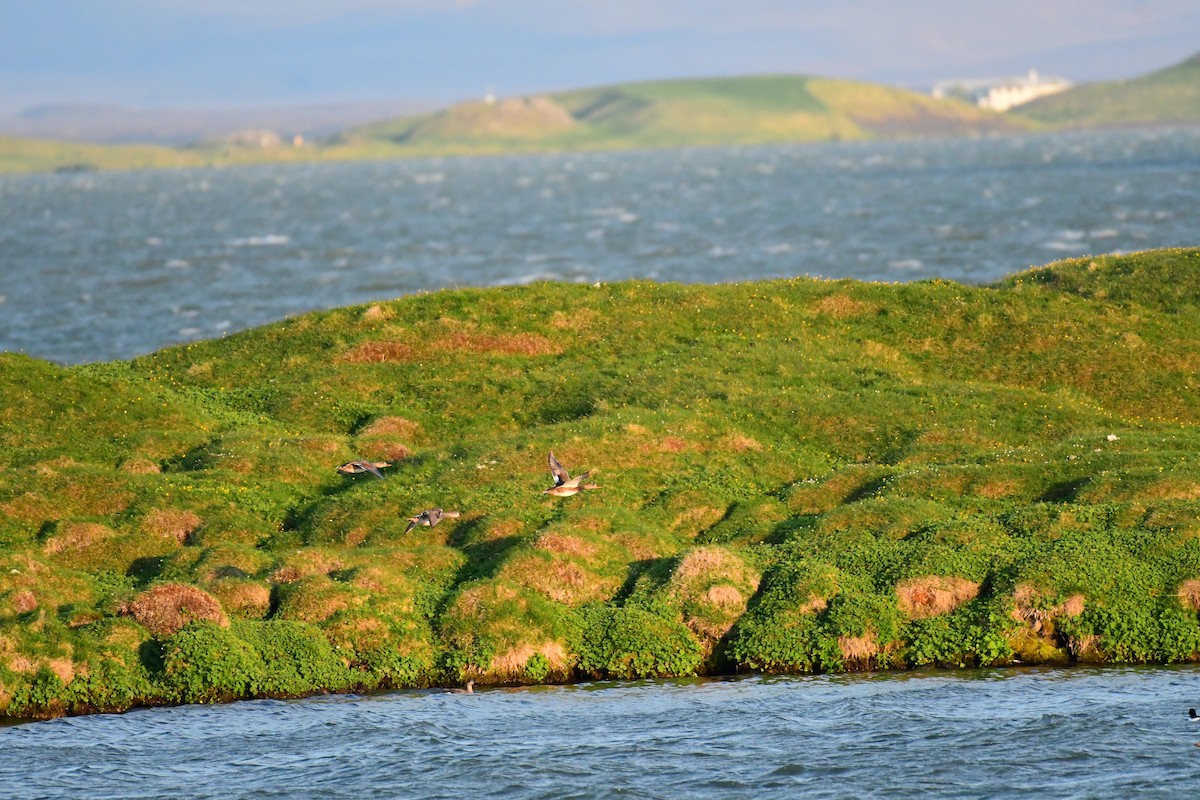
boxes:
[486,518,526,540]
[501,551,617,606]
[119,457,162,475]
[800,594,829,615]
[269,550,345,584]
[0,492,58,523]
[670,546,762,641]
[489,641,571,681]
[704,584,745,610]
[839,632,879,664]
[143,509,203,545]
[658,436,690,453]
[1011,584,1085,633]
[47,658,75,686]
[359,441,411,462]
[721,434,762,453]
[207,579,271,619]
[1178,579,1200,611]
[896,576,980,620]
[550,308,598,331]
[43,522,116,555]
[274,575,365,623]
[358,415,423,441]
[1141,479,1200,501]
[341,340,415,363]
[12,590,37,614]
[342,332,560,364]
[976,480,1019,500]
[61,477,134,516]
[812,293,875,319]
[671,505,726,536]
[674,547,741,583]
[128,583,228,636]
[362,304,392,322]
[534,532,598,559]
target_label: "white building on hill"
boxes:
[932,69,1072,112]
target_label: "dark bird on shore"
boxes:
[337,460,391,479]
[405,508,461,533]
[1190,708,1199,721]
[446,680,475,694]
[543,451,599,497]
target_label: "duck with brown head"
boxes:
[543,451,599,497]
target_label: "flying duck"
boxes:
[405,508,461,533]
[337,460,392,479]
[543,451,599,497]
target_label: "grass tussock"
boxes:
[896,576,980,620]
[128,583,228,636]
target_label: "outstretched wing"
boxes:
[548,451,570,487]
[363,462,386,479]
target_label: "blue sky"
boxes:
[1,0,1197,111]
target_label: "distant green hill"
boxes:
[1017,52,1200,127]
[340,75,1024,154]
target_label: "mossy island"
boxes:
[4,248,1200,719]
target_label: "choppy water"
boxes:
[3,667,1200,799]
[1,128,1198,364]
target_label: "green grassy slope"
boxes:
[4,248,1200,717]
[1017,52,1200,127]
[344,75,1023,154]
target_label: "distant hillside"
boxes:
[0,136,202,173]
[340,75,1025,154]
[1016,52,1200,127]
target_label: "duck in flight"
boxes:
[405,508,461,533]
[337,460,392,479]
[543,451,599,497]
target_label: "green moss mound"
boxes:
[4,247,1200,717]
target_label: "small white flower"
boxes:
[1106,434,1119,442]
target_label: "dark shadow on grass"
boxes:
[844,475,889,504]
[1040,477,1090,503]
[162,438,224,472]
[444,515,528,586]
[138,639,165,676]
[613,556,676,605]
[127,556,168,589]
[768,515,820,545]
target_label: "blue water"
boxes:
[3,667,1200,798]
[1,128,1198,364]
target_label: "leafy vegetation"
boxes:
[4,247,1200,718]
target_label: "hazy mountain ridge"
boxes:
[345,74,1023,152]
[3,55,1198,173]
